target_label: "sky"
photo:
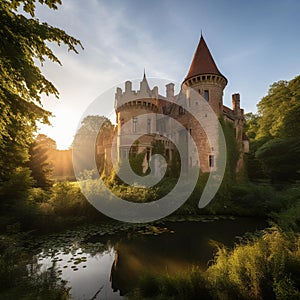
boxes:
[34,0,300,149]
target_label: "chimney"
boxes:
[232,93,240,111]
[166,83,174,99]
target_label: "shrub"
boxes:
[207,227,300,299]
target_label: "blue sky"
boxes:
[35,0,300,149]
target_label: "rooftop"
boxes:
[185,35,226,81]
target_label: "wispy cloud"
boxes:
[36,0,300,148]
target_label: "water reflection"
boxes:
[35,218,266,299]
[38,247,122,299]
[110,219,266,295]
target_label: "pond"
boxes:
[31,217,267,299]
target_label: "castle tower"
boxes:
[115,72,158,162]
[182,35,227,116]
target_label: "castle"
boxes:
[97,35,248,176]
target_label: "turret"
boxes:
[182,35,227,116]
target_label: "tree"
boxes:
[245,75,300,182]
[243,113,266,180]
[282,103,300,138]
[27,134,56,188]
[256,138,300,182]
[0,0,82,182]
[72,115,114,174]
[256,76,300,140]
[256,80,291,139]
[73,116,113,145]
[244,113,261,141]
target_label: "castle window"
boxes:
[204,90,209,101]
[132,117,137,133]
[147,118,151,133]
[209,155,214,168]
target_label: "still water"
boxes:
[34,218,266,299]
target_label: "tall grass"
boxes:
[128,227,300,300]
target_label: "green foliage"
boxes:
[170,150,181,178]
[208,228,300,299]
[243,113,266,180]
[129,149,147,176]
[245,75,300,182]
[256,138,300,182]
[109,182,159,203]
[48,182,90,216]
[220,118,240,181]
[244,113,261,141]
[270,186,300,231]
[282,104,300,138]
[151,139,180,178]
[256,80,291,139]
[0,167,34,208]
[0,0,82,181]
[202,181,296,217]
[27,134,55,188]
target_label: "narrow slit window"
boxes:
[132,117,137,133]
[209,155,214,168]
[147,118,151,133]
[204,90,209,101]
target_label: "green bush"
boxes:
[207,227,300,299]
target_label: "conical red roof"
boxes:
[185,36,225,80]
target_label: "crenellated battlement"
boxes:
[184,74,227,89]
[115,77,159,110]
